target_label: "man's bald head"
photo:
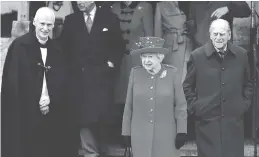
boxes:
[34,7,55,23]
[209,19,231,51]
[33,7,55,41]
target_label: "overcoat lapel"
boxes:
[89,7,103,36]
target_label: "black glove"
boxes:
[122,136,131,147]
[175,133,187,149]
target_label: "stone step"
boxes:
[103,140,259,157]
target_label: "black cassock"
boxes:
[1,32,69,157]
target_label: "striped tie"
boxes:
[85,12,92,32]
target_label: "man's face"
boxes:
[140,53,163,71]
[210,25,231,50]
[77,1,95,12]
[33,14,54,41]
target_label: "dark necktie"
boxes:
[218,51,225,58]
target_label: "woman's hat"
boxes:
[130,37,169,56]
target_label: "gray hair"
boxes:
[209,19,231,34]
[34,7,55,23]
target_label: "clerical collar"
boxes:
[35,35,49,48]
[36,34,48,45]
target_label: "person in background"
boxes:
[61,1,125,157]
[112,1,153,116]
[187,1,251,49]
[183,19,253,157]
[122,37,188,157]
[2,7,68,157]
[155,1,193,83]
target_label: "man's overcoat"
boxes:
[183,41,253,157]
[61,5,125,125]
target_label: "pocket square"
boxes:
[102,28,108,31]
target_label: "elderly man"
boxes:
[183,19,253,157]
[2,7,68,157]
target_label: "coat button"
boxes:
[221,114,224,117]
[150,97,153,100]
[222,82,225,86]
[150,120,153,123]
[150,86,154,89]
[150,109,153,112]
[82,68,84,72]
[222,68,225,71]
[151,76,154,79]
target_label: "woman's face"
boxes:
[140,53,164,71]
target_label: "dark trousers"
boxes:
[79,122,108,157]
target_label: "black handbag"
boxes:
[123,146,133,157]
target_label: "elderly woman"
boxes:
[121,37,188,157]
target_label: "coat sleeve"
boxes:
[174,72,187,134]
[227,1,251,18]
[154,3,162,37]
[1,39,22,157]
[108,14,125,68]
[122,69,134,136]
[59,16,72,66]
[183,54,197,115]
[243,51,253,109]
[143,2,154,36]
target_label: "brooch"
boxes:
[160,70,167,79]
[138,6,142,10]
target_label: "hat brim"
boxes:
[130,47,169,56]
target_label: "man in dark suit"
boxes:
[61,1,125,157]
[2,7,68,157]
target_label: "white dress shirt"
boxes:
[84,5,97,24]
[37,37,50,104]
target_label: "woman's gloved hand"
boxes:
[175,133,188,149]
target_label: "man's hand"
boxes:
[39,95,50,115]
[107,60,114,68]
[211,6,229,19]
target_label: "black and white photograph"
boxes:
[1,1,259,157]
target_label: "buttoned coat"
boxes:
[183,41,253,157]
[155,2,193,82]
[1,32,68,157]
[122,65,187,157]
[61,5,125,125]
[112,2,153,104]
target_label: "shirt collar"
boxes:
[120,2,139,9]
[204,41,236,58]
[84,5,97,18]
[214,45,227,53]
